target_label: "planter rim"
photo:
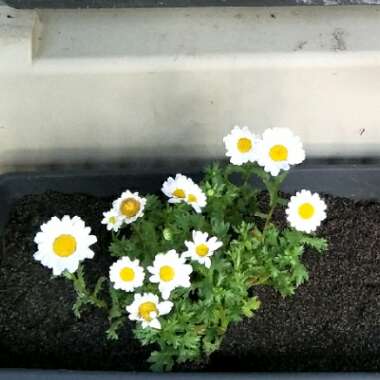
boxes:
[2,158,380,181]
[1,370,380,379]
[1,160,380,233]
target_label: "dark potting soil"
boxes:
[1,191,380,372]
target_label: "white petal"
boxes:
[204,258,211,268]
[158,301,173,316]
[160,287,171,300]
[149,318,161,330]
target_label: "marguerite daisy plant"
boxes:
[34,215,97,276]
[113,190,146,224]
[161,174,193,204]
[286,189,327,233]
[257,127,305,176]
[148,250,192,300]
[183,230,223,268]
[223,125,260,165]
[184,182,207,213]
[162,174,207,213]
[126,293,173,330]
[101,209,122,232]
[36,125,328,372]
[109,257,145,292]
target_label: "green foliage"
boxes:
[106,286,129,340]
[63,162,328,371]
[63,265,107,318]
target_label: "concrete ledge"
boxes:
[4,0,380,9]
[0,6,39,64]
[1,5,380,169]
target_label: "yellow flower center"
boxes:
[138,301,157,321]
[53,234,77,257]
[269,144,288,161]
[172,188,185,199]
[159,265,175,282]
[109,216,117,225]
[119,267,135,282]
[188,194,197,203]
[237,137,252,153]
[120,198,140,218]
[195,244,209,257]
[298,202,315,219]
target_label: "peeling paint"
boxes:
[332,28,347,51]
[294,40,308,51]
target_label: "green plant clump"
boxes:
[33,127,328,371]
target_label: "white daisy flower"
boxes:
[126,292,173,330]
[162,174,207,213]
[161,173,193,204]
[148,250,192,300]
[112,190,146,225]
[223,125,261,166]
[257,128,305,176]
[33,215,97,276]
[101,209,122,232]
[286,189,327,233]
[183,230,223,268]
[185,182,207,214]
[109,256,145,292]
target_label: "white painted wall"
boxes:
[0,5,380,170]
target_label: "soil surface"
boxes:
[1,191,380,371]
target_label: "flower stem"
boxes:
[261,171,288,241]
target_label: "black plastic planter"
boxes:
[1,161,380,379]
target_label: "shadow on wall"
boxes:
[0,147,221,173]
[2,146,380,175]
[0,70,231,171]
